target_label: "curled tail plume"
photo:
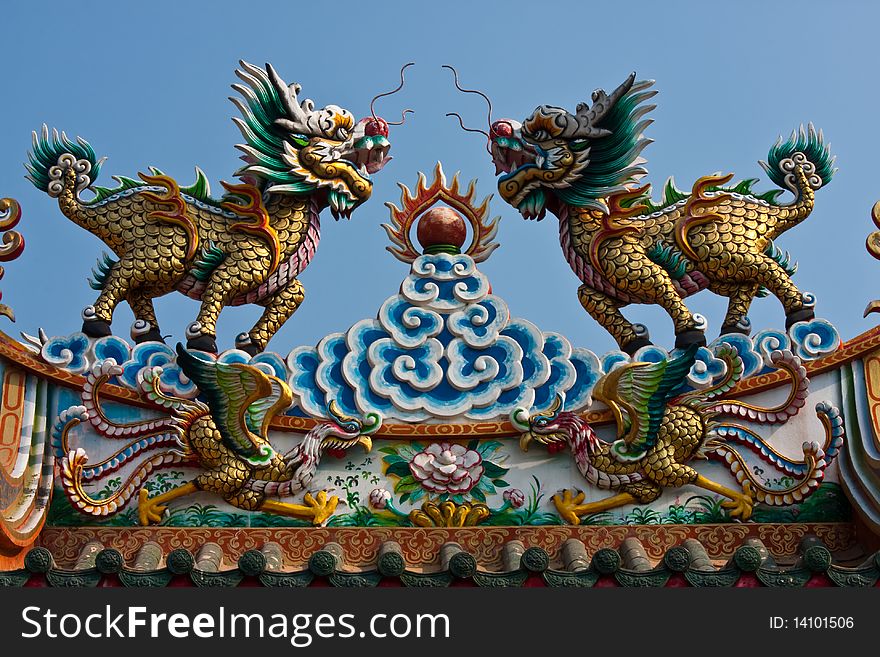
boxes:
[760,123,835,233]
[53,359,202,517]
[51,407,187,481]
[25,126,105,230]
[700,349,808,423]
[60,447,190,517]
[25,125,103,197]
[707,401,844,506]
[83,360,193,438]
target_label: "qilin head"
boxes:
[232,61,414,219]
[446,68,656,220]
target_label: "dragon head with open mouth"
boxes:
[445,67,655,220]
[232,61,414,219]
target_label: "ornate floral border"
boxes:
[37,523,857,571]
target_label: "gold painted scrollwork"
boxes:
[0,198,25,321]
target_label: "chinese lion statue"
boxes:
[449,70,834,354]
[26,61,408,354]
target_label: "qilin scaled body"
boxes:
[53,345,380,525]
[512,345,844,524]
[448,69,834,354]
[27,61,411,354]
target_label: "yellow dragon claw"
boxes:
[552,488,586,525]
[721,481,754,521]
[138,488,168,526]
[304,490,339,526]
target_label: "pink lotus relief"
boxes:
[409,442,485,495]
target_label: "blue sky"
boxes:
[1,0,878,356]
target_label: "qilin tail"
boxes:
[25,125,105,231]
[759,123,835,237]
[705,401,844,506]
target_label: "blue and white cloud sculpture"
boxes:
[287,253,601,421]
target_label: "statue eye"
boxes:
[290,134,310,148]
[344,422,359,433]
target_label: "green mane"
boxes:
[554,79,656,208]
[229,61,315,194]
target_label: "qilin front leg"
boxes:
[186,254,270,353]
[622,254,706,349]
[235,279,305,356]
[577,284,650,356]
[127,294,165,343]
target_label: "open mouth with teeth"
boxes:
[492,139,536,176]
[321,433,373,458]
[493,138,576,219]
[326,135,392,219]
[346,134,392,177]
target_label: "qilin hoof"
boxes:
[551,489,585,526]
[235,333,262,357]
[133,328,166,344]
[785,307,815,329]
[304,491,339,526]
[81,318,112,338]
[186,333,218,353]
[131,319,165,344]
[620,336,652,357]
[719,319,751,337]
[674,328,707,349]
[138,488,167,526]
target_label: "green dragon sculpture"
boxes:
[26,61,410,354]
[449,70,834,354]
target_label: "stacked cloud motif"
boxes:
[287,253,602,421]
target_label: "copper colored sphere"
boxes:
[416,207,467,251]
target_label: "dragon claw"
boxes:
[552,488,586,525]
[138,488,167,526]
[721,481,754,521]
[303,490,339,526]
